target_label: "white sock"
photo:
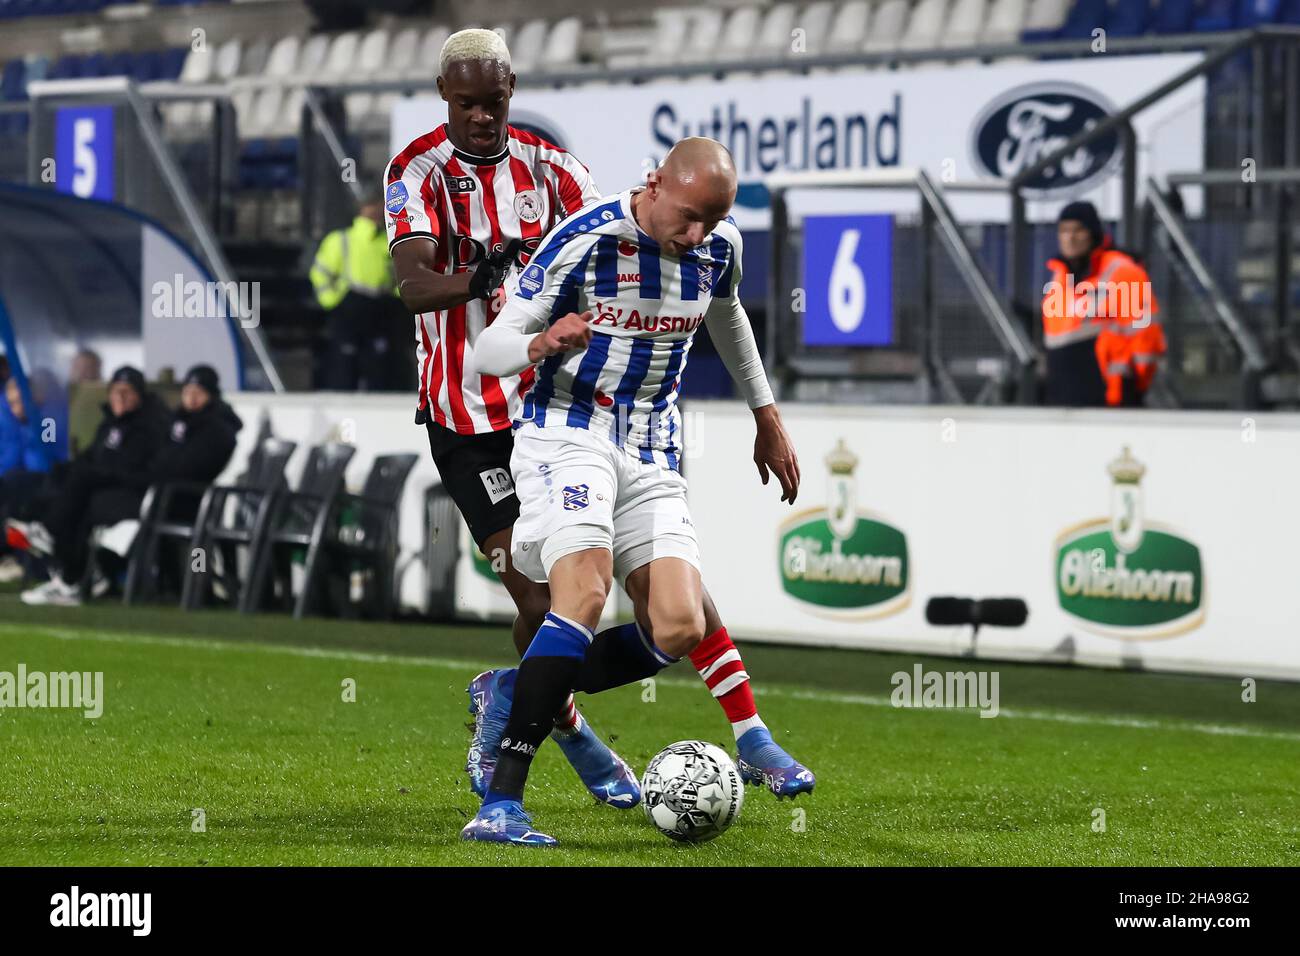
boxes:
[731,715,767,742]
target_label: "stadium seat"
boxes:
[982,0,1030,43]
[1237,0,1282,26]
[1,60,24,100]
[1105,0,1151,36]
[828,0,872,54]
[944,0,989,47]
[1193,0,1237,30]
[793,0,836,56]
[863,0,911,52]
[901,0,953,49]
[717,6,763,62]
[414,24,451,77]
[1151,0,1196,31]
[754,2,798,60]
[381,26,419,78]
[541,16,583,70]
[511,19,549,72]
[320,31,360,81]
[1021,0,1072,39]
[344,28,389,128]
[643,9,691,64]
[296,33,331,78]
[681,8,726,63]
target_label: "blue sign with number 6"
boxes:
[55,105,115,202]
[801,214,893,347]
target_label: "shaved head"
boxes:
[657,137,738,196]
[634,138,737,256]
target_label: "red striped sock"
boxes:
[552,694,583,735]
[689,627,763,737]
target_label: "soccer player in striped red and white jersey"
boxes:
[386,31,810,815]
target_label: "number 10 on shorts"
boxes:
[801,214,893,347]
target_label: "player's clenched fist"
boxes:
[533,311,593,359]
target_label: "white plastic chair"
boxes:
[414,25,451,76]
[511,19,549,73]
[943,0,988,47]
[383,27,419,78]
[541,16,582,70]
[792,1,835,56]
[827,0,872,54]
[900,0,951,50]
[681,8,726,63]
[262,35,301,80]
[296,34,331,79]
[863,0,911,52]
[320,31,360,80]
[982,0,1029,44]
[1023,0,1071,33]
[717,6,763,62]
[755,2,798,59]
[643,9,691,65]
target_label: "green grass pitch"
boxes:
[1,599,1298,866]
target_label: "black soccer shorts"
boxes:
[424,422,520,551]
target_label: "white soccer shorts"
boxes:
[509,423,700,585]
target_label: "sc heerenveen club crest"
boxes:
[778,439,909,619]
[1054,446,1205,639]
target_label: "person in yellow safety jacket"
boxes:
[310,194,409,392]
[1041,200,1166,407]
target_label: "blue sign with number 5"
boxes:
[801,214,893,347]
[55,106,115,202]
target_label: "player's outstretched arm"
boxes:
[475,305,594,377]
[703,294,800,504]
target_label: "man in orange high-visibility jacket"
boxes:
[1041,201,1165,407]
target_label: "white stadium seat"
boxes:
[511,19,549,73]
[982,0,1030,44]
[717,6,763,62]
[900,0,951,50]
[541,16,583,70]
[214,37,243,81]
[270,86,306,138]
[755,2,798,60]
[296,34,331,79]
[1023,0,1071,34]
[262,35,301,80]
[239,37,271,78]
[178,45,214,84]
[414,25,451,77]
[792,1,835,56]
[681,8,726,63]
[827,0,872,54]
[863,0,911,52]
[383,27,419,78]
[644,9,691,65]
[943,0,989,47]
[320,31,360,80]
[345,29,390,129]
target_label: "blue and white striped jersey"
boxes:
[498,188,743,472]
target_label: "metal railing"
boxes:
[1006,25,1300,391]
[767,168,1036,405]
[23,76,283,392]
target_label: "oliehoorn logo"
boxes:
[778,439,910,619]
[1054,446,1205,639]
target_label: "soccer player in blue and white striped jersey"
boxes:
[462,138,812,845]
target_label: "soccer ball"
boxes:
[641,740,744,842]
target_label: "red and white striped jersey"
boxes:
[384,124,600,434]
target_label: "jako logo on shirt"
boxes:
[969,82,1120,198]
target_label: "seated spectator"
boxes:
[8,366,168,605]
[154,364,243,517]
[0,375,57,582]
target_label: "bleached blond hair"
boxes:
[440,28,511,76]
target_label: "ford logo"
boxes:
[969,82,1121,198]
